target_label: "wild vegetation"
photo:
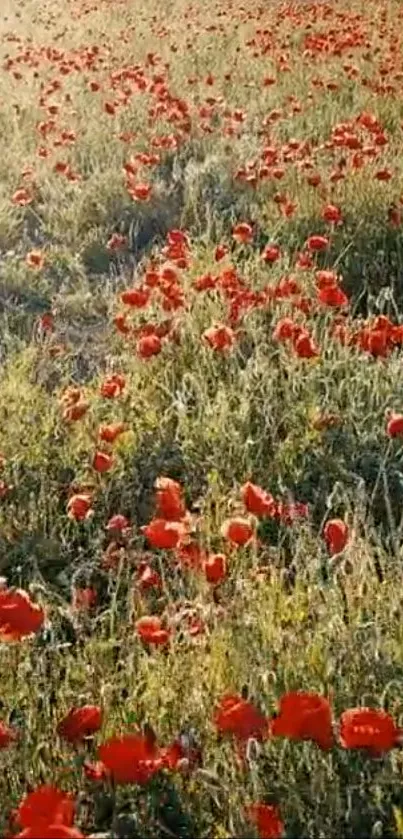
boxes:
[2,0,403,836]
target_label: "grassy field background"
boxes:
[2,0,403,836]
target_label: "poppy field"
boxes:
[3,0,403,835]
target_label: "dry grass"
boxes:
[2,0,403,836]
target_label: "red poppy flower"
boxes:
[241,482,276,517]
[136,615,171,646]
[120,287,151,308]
[98,733,162,784]
[67,493,93,521]
[317,285,348,307]
[246,802,284,839]
[17,786,75,832]
[204,553,227,584]
[322,204,342,224]
[221,517,254,546]
[271,692,334,750]
[214,694,269,742]
[0,720,17,748]
[100,374,126,398]
[57,706,102,743]
[306,235,329,252]
[339,707,401,754]
[323,519,349,555]
[155,477,186,521]
[232,222,253,244]
[262,244,281,264]
[129,182,152,201]
[215,243,229,261]
[136,334,162,358]
[93,451,114,473]
[203,324,235,351]
[0,587,44,641]
[26,250,45,270]
[386,413,403,437]
[293,331,320,358]
[12,187,33,206]
[98,423,126,445]
[106,514,130,532]
[272,318,297,342]
[142,518,186,549]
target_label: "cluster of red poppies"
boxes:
[4,688,401,838]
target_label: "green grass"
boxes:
[2,0,403,836]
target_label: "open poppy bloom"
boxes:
[322,204,342,224]
[98,730,182,785]
[245,802,284,839]
[339,707,401,754]
[317,284,348,307]
[142,518,186,549]
[386,413,403,438]
[203,553,227,584]
[120,287,151,308]
[203,324,235,351]
[262,244,281,264]
[136,615,172,646]
[214,694,269,742]
[232,222,253,244]
[323,519,349,555]
[92,451,114,473]
[129,182,152,201]
[306,234,329,252]
[12,187,33,206]
[57,705,102,743]
[293,332,320,359]
[100,373,126,398]
[67,494,93,521]
[0,587,44,641]
[215,243,229,261]
[221,517,254,546]
[241,482,277,517]
[155,477,186,521]
[98,422,127,443]
[16,786,75,834]
[136,333,162,358]
[270,692,334,750]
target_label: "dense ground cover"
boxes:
[2,0,403,835]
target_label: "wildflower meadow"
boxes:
[2,0,403,836]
